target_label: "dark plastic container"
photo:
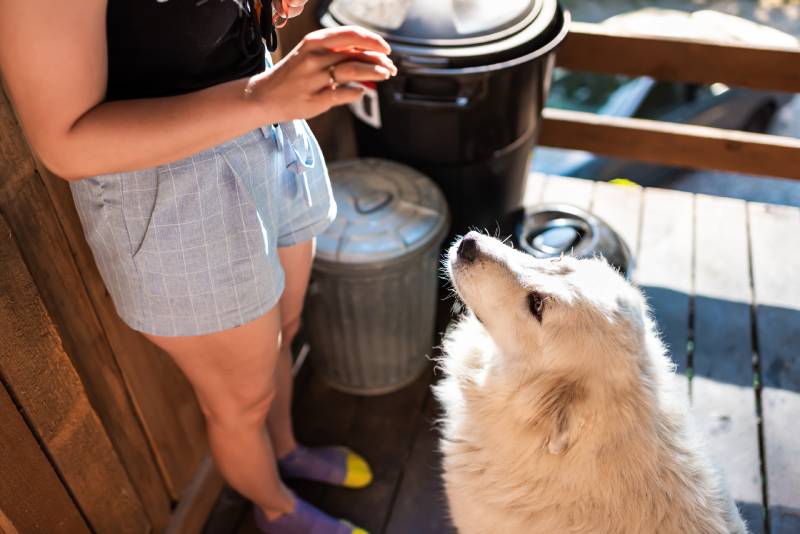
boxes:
[319,0,570,234]
[499,203,634,278]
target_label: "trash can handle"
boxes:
[355,191,394,215]
[388,75,488,110]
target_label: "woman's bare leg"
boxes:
[267,239,373,492]
[141,310,293,519]
[268,239,315,458]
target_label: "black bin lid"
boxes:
[327,0,541,47]
[497,203,634,279]
[322,0,568,71]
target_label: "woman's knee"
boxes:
[198,383,277,428]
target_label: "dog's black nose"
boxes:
[458,234,479,262]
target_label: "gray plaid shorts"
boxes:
[69,119,336,337]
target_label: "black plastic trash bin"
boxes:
[319,0,570,234]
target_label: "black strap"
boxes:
[259,1,279,52]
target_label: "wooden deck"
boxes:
[203,175,800,534]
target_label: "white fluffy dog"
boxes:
[436,231,747,534]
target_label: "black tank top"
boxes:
[106,0,266,101]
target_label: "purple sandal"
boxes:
[253,495,367,534]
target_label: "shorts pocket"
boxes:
[129,159,212,285]
[120,168,160,259]
[131,149,274,302]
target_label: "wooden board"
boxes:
[748,202,800,534]
[0,215,148,533]
[558,22,800,93]
[540,174,595,209]
[523,172,547,206]
[384,395,455,534]
[589,181,643,262]
[635,188,693,400]
[0,382,89,534]
[0,86,172,527]
[691,195,763,532]
[539,109,800,181]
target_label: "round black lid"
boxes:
[322,0,567,71]
[326,0,542,47]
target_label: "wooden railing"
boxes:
[539,22,800,180]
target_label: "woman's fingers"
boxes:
[328,61,392,85]
[303,27,391,55]
[337,50,398,75]
[309,50,397,76]
[316,85,366,108]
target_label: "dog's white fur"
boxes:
[436,232,747,534]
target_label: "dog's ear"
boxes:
[547,413,585,455]
[538,379,585,455]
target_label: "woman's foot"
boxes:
[278,445,372,489]
[254,496,367,534]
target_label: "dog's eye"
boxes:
[528,292,546,322]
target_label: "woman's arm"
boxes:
[0,0,395,181]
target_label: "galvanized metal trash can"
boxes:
[304,159,449,395]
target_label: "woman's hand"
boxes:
[249,26,398,123]
[273,0,307,20]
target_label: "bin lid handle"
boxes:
[356,191,394,214]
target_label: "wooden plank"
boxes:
[0,382,90,534]
[589,181,643,261]
[748,202,800,534]
[38,161,207,500]
[523,171,546,206]
[635,188,693,400]
[558,22,800,93]
[318,371,432,533]
[539,109,800,180]
[0,87,172,527]
[0,215,148,532]
[166,456,226,534]
[540,174,595,210]
[384,395,455,534]
[692,195,763,533]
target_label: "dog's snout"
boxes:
[458,234,479,262]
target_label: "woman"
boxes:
[0,0,396,532]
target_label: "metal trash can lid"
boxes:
[316,159,449,269]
